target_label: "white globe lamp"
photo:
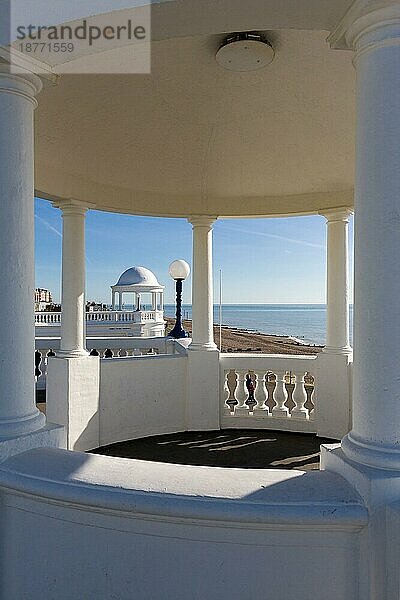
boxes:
[168,260,190,338]
[169,259,190,281]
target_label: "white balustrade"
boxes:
[35,310,161,326]
[220,354,317,433]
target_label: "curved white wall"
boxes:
[0,448,367,600]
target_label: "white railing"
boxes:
[35,310,164,325]
[220,354,317,433]
[35,312,61,324]
[35,336,180,388]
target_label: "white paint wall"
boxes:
[315,352,352,439]
[0,448,367,600]
[47,355,100,451]
[99,355,187,447]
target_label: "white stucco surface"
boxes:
[0,448,367,599]
[0,448,367,521]
[99,355,187,446]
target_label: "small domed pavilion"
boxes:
[111,266,164,313]
[110,266,166,337]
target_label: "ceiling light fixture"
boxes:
[216,33,274,72]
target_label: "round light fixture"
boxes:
[216,33,274,72]
[169,259,190,281]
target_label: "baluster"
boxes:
[225,369,238,413]
[34,350,42,381]
[245,371,257,414]
[98,348,107,358]
[255,370,267,411]
[291,371,308,419]
[126,349,134,357]
[41,349,54,381]
[306,373,316,420]
[236,370,247,409]
[265,372,275,412]
[119,348,128,357]
[272,370,289,417]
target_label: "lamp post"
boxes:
[168,259,190,339]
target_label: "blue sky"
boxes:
[34,197,354,305]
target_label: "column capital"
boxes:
[0,64,42,107]
[52,199,96,216]
[319,207,353,223]
[188,216,217,228]
[329,1,400,52]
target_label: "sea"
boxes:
[163,304,354,347]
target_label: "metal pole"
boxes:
[169,278,188,339]
[219,268,222,351]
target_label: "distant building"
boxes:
[35,288,52,304]
[86,301,107,312]
[34,288,53,311]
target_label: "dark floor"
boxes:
[92,429,337,471]
[36,390,46,403]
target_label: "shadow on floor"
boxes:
[92,429,337,471]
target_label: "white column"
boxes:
[111,290,116,310]
[322,208,352,355]
[151,292,157,311]
[54,200,92,358]
[188,217,217,351]
[136,293,141,311]
[118,292,123,311]
[337,6,400,470]
[0,66,45,436]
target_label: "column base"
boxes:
[56,349,89,359]
[0,423,65,462]
[188,341,218,351]
[323,345,353,356]
[341,431,400,472]
[0,408,46,438]
[321,442,400,599]
[321,442,400,506]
